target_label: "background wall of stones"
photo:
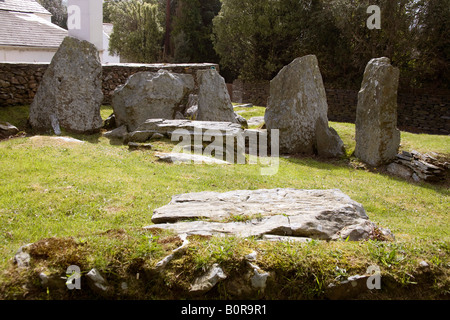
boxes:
[231,81,450,135]
[1,63,448,135]
[0,62,219,107]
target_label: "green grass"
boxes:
[0,105,448,300]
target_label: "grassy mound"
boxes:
[0,105,448,300]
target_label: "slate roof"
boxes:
[0,1,67,48]
[0,0,51,15]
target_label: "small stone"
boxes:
[245,251,258,262]
[419,261,429,268]
[14,245,31,268]
[104,125,128,140]
[128,142,153,150]
[86,268,110,295]
[190,264,227,294]
[150,133,165,140]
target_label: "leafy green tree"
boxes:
[103,0,123,23]
[171,0,221,63]
[413,0,450,89]
[109,0,164,63]
[327,0,417,88]
[212,0,346,82]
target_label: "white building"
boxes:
[0,0,68,63]
[102,23,120,64]
[0,0,119,63]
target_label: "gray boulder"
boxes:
[265,55,344,156]
[196,69,239,123]
[112,70,195,132]
[29,36,103,134]
[355,57,400,167]
[315,117,345,158]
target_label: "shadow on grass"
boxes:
[283,152,450,195]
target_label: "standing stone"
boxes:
[355,57,400,166]
[196,69,239,123]
[112,70,195,132]
[265,55,344,156]
[29,37,103,134]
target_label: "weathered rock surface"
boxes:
[315,117,345,158]
[264,55,344,156]
[0,121,19,138]
[103,125,128,141]
[388,150,447,182]
[355,57,400,167]
[146,189,390,241]
[190,263,227,294]
[29,37,103,134]
[196,69,239,123]
[155,152,231,165]
[247,116,265,128]
[112,70,195,132]
[127,119,243,143]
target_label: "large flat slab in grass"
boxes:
[146,189,388,241]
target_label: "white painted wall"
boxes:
[0,46,57,63]
[67,0,103,51]
[102,31,120,64]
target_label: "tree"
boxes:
[327,0,417,88]
[171,0,221,63]
[413,0,450,89]
[109,0,164,63]
[104,0,123,23]
[212,0,346,82]
[37,0,68,29]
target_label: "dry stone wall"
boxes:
[0,62,218,107]
[231,80,449,135]
[0,62,447,134]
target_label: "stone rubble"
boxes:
[388,150,448,182]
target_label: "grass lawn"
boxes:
[0,105,448,300]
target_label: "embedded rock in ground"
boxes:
[112,70,195,132]
[0,121,19,138]
[264,55,344,156]
[190,263,227,294]
[355,57,400,167]
[154,152,231,165]
[146,189,390,241]
[29,37,103,134]
[196,69,239,124]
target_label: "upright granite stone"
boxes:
[355,57,400,166]
[29,37,103,134]
[196,69,239,124]
[112,70,195,132]
[265,55,344,156]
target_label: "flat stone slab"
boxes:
[128,119,243,143]
[154,152,231,165]
[146,189,390,241]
